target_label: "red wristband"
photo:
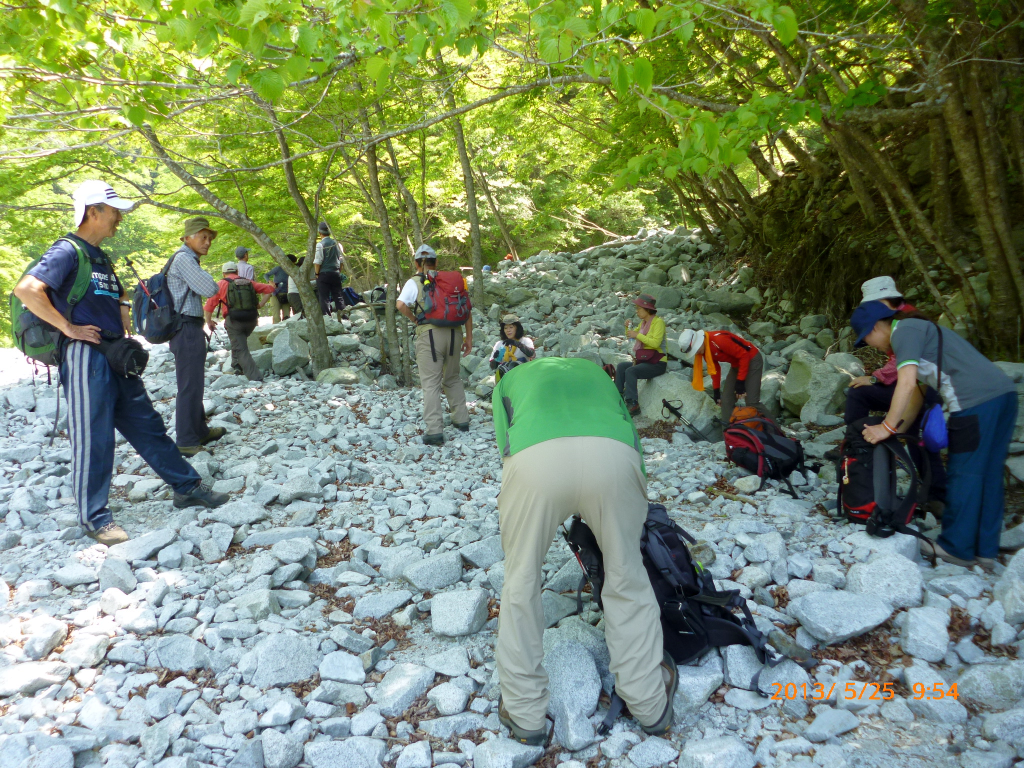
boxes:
[881,421,897,435]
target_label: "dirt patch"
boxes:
[812,618,909,692]
[359,616,412,651]
[318,538,356,568]
[287,673,321,700]
[308,583,356,616]
[950,605,1017,659]
[638,421,678,441]
[772,585,790,610]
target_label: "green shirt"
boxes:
[491,357,645,473]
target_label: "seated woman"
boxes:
[490,314,536,381]
[851,301,1017,570]
[678,327,763,420]
[616,294,667,415]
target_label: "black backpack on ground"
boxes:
[837,417,926,539]
[226,278,259,323]
[563,503,780,732]
[724,414,806,498]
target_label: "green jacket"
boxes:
[491,357,645,473]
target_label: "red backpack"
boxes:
[724,414,806,498]
[416,272,471,327]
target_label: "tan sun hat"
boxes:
[501,314,520,325]
[221,262,238,274]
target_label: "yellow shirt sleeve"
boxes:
[636,316,665,351]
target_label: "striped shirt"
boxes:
[236,260,255,280]
[166,244,218,318]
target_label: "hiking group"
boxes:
[8,179,1021,746]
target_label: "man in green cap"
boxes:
[166,217,223,456]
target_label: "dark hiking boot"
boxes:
[640,650,679,736]
[627,400,642,416]
[453,422,470,432]
[174,483,230,510]
[498,698,548,746]
[202,427,227,445]
[179,445,203,457]
[423,433,444,446]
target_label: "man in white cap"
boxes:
[396,244,473,445]
[13,181,228,545]
[166,217,222,456]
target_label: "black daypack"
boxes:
[563,503,779,732]
[724,415,806,498]
[226,278,259,322]
[837,417,925,539]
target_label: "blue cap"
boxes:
[482,265,492,273]
[850,301,897,347]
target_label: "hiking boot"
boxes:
[920,538,976,568]
[497,698,548,746]
[423,433,444,446]
[202,427,227,445]
[625,399,641,416]
[179,445,203,457]
[640,650,679,736]
[87,523,129,546]
[453,422,470,432]
[173,483,230,510]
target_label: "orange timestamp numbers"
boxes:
[769,682,959,701]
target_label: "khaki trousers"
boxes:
[415,325,468,435]
[497,436,666,730]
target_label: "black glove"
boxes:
[735,379,746,396]
[713,388,721,403]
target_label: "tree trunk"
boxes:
[939,68,1021,350]
[376,104,423,248]
[471,156,517,259]
[665,176,718,244]
[928,118,957,248]
[435,59,484,306]
[359,107,406,383]
[748,142,781,180]
[778,130,825,183]
[830,130,877,225]
[844,125,986,339]
[140,124,333,373]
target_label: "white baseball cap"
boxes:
[860,276,902,304]
[73,180,134,227]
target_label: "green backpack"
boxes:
[225,277,259,322]
[10,237,93,367]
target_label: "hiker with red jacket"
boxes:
[679,328,763,420]
[203,262,274,382]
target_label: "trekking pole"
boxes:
[662,399,711,442]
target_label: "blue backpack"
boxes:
[131,254,181,344]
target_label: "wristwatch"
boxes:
[869,376,878,384]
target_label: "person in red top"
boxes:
[204,262,275,382]
[844,276,946,510]
[679,328,763,420]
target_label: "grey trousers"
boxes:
[721,351,764,419]
[225,316,263,381]
[497,436,666,730]
[169,319,209,448]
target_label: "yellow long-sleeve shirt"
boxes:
[635,315,666,353]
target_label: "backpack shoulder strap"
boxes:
[55,237,95,320]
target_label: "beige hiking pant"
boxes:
[497,436,666,730]
[415,325,468,435]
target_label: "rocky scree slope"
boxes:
[2,228,1024,768]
